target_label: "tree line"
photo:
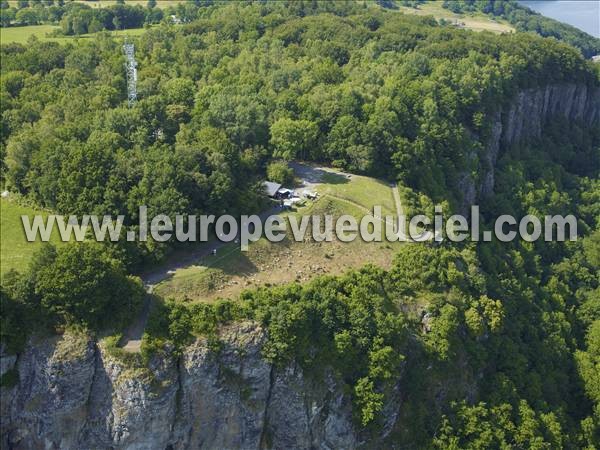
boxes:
[0,0,215,31]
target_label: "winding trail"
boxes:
[119,207,280,352]
[391,183,404,217]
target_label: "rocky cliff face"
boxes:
[464,83,600,208]
[1,323,365,450]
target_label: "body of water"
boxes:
[519,1,600,38]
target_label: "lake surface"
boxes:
[519,1,600,38]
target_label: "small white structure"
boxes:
[283,197,304,208]
[277,187,293,198]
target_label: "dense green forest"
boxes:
[2,0,597,262]
[1,1,599,447]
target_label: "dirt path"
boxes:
[120,295,152,352]
[391,183,404,217]
[119,206,280,352]
[139,206,281,289]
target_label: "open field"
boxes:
[0,198,65,278]
[396,2,514,33]
[1,24,60,44]
[154,200,405,303]
[154,167,408,303]
[317,172,398,217]
[1,24,148,44]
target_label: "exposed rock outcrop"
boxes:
[464,83,600,208]
[1,323,362,450]
[501,83,599,148]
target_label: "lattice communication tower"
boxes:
[123,41,138,106]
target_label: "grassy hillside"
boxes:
[0,24,59,44]
[155,170,408,303]
[0,198,64,278]
[317,172,398,217]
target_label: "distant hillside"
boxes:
[440,0,600,58]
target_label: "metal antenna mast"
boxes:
[123,40,138,106]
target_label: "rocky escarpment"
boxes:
[1,323,370,450]
[464,83,600,208]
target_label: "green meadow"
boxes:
[0,198,64,278]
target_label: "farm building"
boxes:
[264,181,282,198]
[263,181,295,199]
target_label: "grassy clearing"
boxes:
[318,172,397,217]
[0,198,64,278]
[397,2,514,33]
[1,24,148,44]
[154,216,404,303]
[1,24,60,44]
[155,172,406,303]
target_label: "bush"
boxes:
[266,161,294,186]
[0,368,19,388]
[0,285,28,354]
